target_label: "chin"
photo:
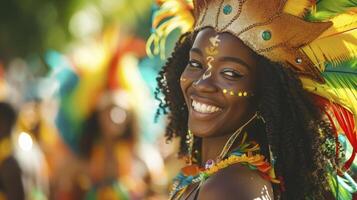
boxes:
[187,108,226,138]
[188,121,219,138]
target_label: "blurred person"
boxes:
[13,100,49,200]
[79,91,147,200]
[0,102,25,200]
[53,91,148,200]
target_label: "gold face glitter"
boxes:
[202,35,221,80]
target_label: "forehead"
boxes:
[192,27,257,61]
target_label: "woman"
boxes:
[77,91,143,200]
[149,0,357,199]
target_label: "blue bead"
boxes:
[223,4,232,15]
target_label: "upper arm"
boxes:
[197,164,274,200]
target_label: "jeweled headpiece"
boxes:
[194,0,333,82]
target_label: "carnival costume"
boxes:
[148,0,357,199]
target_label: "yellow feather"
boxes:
[283,0,313,17]
[301,77,357,133]
[146,0,194,58]
[318,12,357,39]
[302,29,357,71]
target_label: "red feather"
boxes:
[314,95,357,170]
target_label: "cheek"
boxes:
[224,95,257,133]
[229,97,253,113]
[221,82,258,121]
[180,67,200,94]
[218,78,256,98]
[180,68,193,105]
[180,69,189,94]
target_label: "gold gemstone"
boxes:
[243,92,247,96]
[238,92,242,96]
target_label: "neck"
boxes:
[201,132,253,164]
[200,112,259,165]
[201,134,232,165]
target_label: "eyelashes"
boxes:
[187,60,244,79]
[188,60,202,69]
[220,68,243,79]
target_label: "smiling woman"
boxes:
[158,29,336,200]
[181,29,259,138]
[150,0,357,200]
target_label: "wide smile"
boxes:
[192,99,222,114]
[190,95,223,119]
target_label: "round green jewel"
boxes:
[262,30,272,41]
[223,4,232,15]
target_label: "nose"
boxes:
[192,74,219,93]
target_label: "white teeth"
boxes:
[201,104,207,111]
[192,100,221,114]
[208,106,214,112]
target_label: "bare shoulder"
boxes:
[197,164,274,200]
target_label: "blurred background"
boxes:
[0,0,186,199]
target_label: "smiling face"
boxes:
[180,28,259,137]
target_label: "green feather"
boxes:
[305,0,357,21]
[324,58,357,74]
[322,64,357,113]
[325,162,356,200]
[327,173,353,200]
[322,57,357,141]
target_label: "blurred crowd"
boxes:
[0,0,186,199]
[0,91,182,200]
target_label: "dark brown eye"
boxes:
[221,68,243,79]
[188,60,202,69]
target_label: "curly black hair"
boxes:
[155,32,337,199]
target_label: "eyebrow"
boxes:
[218,56,251,69]
[190,48,203,56]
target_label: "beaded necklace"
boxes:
[169,133,280,200]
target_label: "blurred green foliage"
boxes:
[0,0,153,64]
